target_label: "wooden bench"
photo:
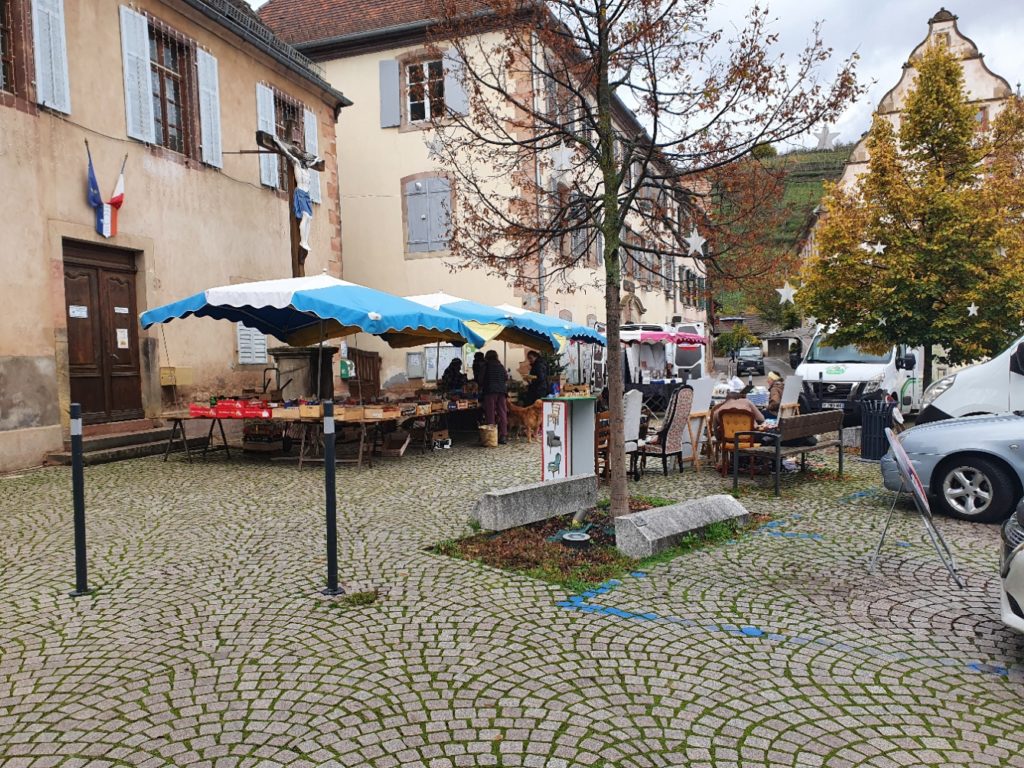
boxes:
[731,410,844,496]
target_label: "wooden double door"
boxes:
[63,243,143,424]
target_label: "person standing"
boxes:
[471,351,485,384]
[481,350,509,444]
[523,350,549,405]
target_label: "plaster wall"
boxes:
[0,0,343,470]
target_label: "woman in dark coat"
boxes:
[481,350,509,444]
[524,350,549,405]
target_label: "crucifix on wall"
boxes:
[255,126,324,277]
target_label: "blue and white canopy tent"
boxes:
[140,275,486,349]
[494,304,606,348]
[405,292,561,352]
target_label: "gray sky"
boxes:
[250,0,1022,149]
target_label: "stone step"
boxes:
[47,436,209,466]
[63,427,175,453]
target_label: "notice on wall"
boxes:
[69,305,88,319]
[114,306,130,314]
[116,328,129,349]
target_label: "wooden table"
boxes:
[162,412,231,463]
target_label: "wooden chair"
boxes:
[641,386,694,475]
[716,410,757,477]
[594,410,610,479]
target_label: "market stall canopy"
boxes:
[139,275,486,348]
[494,304,607,347]
[405,292,559,352]
[624,331,706,345]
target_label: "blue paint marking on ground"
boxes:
[896,541,912,547]
[555,573,1010,678]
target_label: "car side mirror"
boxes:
[898,354,916,371]
[1011,343,1024,376]
[789,352,802,369]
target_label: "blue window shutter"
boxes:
[120,6,154,141]
[33,0,71,113]
[405,179,429,252]
[196,50,223,168]
[427,177,451,251]
[303,107,321,203]
[256,83,278,186]
[443,49,469,116]
[379,60,400,128]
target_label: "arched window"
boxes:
[558,309,573,321]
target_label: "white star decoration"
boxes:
[685,227,706,257]
[776,281,797,305]
[872,242,886,255]
[859,242,873,253]
[806,316,818,327]
[878,317,887,327]
[967,303,979,317]
[814,125,840,150]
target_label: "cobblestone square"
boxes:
[1,443,1022,767]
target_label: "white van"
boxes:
[917,334,1024,424]
[795,331,925,424]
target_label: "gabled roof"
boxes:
[258,0,479,46]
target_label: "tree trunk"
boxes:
[923,344,933,389]
[604,257,628,517]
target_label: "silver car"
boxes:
[1001,504,1024,633]
[880,413,1024,523]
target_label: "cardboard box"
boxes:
[160,366,194,387]
[299,404,323,419]
[380,431,411,458]
[272,407,301,420]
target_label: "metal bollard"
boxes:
[322,402,342,595]
[69,403,92,597]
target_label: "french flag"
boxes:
[87,144,126,238]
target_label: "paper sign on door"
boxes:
[116,328,129,349]
[69,305,88,319]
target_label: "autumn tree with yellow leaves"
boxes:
[799,43,1024,386]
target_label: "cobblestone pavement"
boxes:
[1,440,1022,768]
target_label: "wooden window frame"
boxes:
[273,89,304,190]
[148,22,198,157]
[0,0,31,103]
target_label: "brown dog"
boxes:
[507,400,543,442]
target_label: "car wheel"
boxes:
[934,456,1018,523]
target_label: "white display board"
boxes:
[424,344,463,382]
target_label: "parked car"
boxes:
[736,346,765,375]
[1000,502,1024,633]
[880,413,1024,523]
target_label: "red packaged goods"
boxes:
[189,404,213,417]
[241,407,272,419]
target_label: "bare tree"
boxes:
[428,0,861,516]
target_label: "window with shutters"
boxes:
[406,59,444,123]
[402,173,451,255]
[236,323,267,365]
[274,90,303,188]
[148,22,196,156]
[0,0,20,96]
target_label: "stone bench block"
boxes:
[614,495,749,559]
[472,474,597,531]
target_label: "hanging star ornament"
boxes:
[684,227,706,257]
[967,303,979,317]
[859,242,873,253]
[872,242,886,255]
[776,281,797,305]
[814,125,840,150]
[424,135,445,160]
[877,317,887,327]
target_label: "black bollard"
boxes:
[322,401,342,595]
[69,403,92,597]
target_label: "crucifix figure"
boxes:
[256,127,325,277]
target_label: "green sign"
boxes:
[825,365,847,375]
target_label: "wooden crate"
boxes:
[272,407,301,421]
[299,404,323,419]
[336,405,364,421]
[363,406,385,420]
[380,431,411,458]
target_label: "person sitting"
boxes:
[522,350,549,405]
[762,371,784,418]
[710,381,765,437]
[440,359,467,393]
